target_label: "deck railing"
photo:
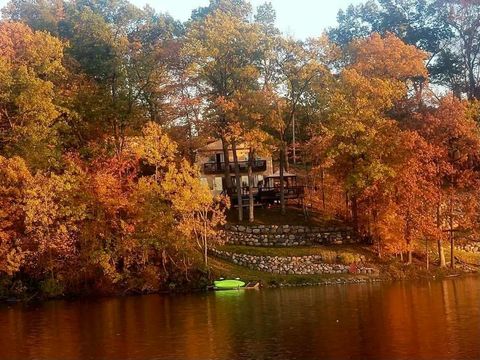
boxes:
[258,186,304,199]
[203,160,267,174]
[223,185,304,205]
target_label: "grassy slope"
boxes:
[216,244,373,264]
[221,197,480,286]
[208,256,372,286]
[209,244,480,287]
[226,206,346,227]
[210,243,380,286]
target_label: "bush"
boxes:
[337,252,358,265]
[0,276,12,298]
[319,250,337,263]
[40,278,64,298]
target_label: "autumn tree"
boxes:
[4,0,183,155]
[190,0,252,22]
[162,160,227,267]
[264,37,330,214]
[308,33,428,234]
[329,0,480,100]
[0,156,31,276]
[23,167,87,291]
[217,91,273,222]
[133,122,227,268]
[0,21,66,169]
[407,97,480,267]
[183,8,263,220]
[366,131,441,263]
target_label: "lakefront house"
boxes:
[195,140,304,206]
[195,140,274,196]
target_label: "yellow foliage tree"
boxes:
[0,21,66,169]
[0,156,32,276]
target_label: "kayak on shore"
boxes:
[213,278,246,290]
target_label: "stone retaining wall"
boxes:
[210,248,376,275]
[456,242,480,253]
[221,224,357,247]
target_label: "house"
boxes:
[195,139,274,196]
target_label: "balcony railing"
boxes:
[203,160,267,174]
[222,185,305,205]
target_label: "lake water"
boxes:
[1,277,479,360]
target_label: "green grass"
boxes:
[211,243,480,283]
[216,244,374,265]
[411,241,480,267]
[446,248,480,266]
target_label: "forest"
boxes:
[1,0,480,297]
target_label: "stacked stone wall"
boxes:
[221,224,358,247]
[210,248,376,275]
[456,242,480,253]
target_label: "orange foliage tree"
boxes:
[406,97,480,267]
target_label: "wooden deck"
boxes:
[224,186,304,206]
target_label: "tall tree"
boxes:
[327,0,480,99]
[407,97,480,267]
[183,9,263,220]
[308,33,428,233]
[267,38,329,214]
[0,21,66,169]
[436,0,480,100]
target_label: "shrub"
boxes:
[39,278,64,298]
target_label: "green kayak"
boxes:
[214,279,246,290]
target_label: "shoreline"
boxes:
[2,263,478,304]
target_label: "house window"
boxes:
[214,177,223,191]
[241,175,248,187]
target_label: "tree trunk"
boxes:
[292,112,296,165]
[231,141,243,222]
[426,238,429,270]
[345,192,349,221]
[351,194,359,234]
[248,149,255,223]
[284,145,290,172]
[221,137,232,190]
[467,61,477,100]
[449,192,454,269]
[320,167,326,211]
[436,203,446,267]
[450,232,454,269]
[203,221,208,268]
[280,145,286,215]
[437,238,446,267]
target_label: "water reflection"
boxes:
[0,277,479,359]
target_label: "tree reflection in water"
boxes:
[0,277,479,360]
